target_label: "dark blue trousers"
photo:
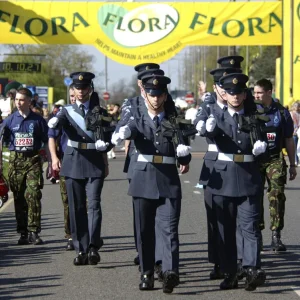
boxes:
[213,194,261,274]
[204,188,219,265]
[134,197,181,275]
[66,177,104,254]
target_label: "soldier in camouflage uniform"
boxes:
[254,79,296,251]
[0,88,48,245]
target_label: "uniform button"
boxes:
[237,130,241,133]
[238,140,241,144]
[156,133,159,136]
[222,134,225,137]
[156,150,159,153]
[237,150,241,153]
[82,137,85,140]
[144,137,146,140]
[156,142,159,145]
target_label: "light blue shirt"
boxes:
[76,100,90,115]
[148,111,165,124]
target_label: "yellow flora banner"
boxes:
[0,1,282,66]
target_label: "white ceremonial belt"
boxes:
[137,154,176,164]
[217,152,254,162]
[208,144,218,152]
[67,140,96,150]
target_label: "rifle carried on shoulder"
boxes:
[162,113,197,150]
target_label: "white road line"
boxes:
[184,180,190,183]
[193,191,201,194]
[292,287,300,297]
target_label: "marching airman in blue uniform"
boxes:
[194,57,243,280]
[114,63,176,276]
[115,74,191,294]
[204,73,266,291]
[194,66,240,280]
[48,72,112,266]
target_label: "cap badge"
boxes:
[146,66,150,70]
[230,59,235,65]
[78,75,83,80]
[232,78,238,84]
[223,72,227,76]
[153,79,159,85]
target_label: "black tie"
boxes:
[233,113,239,124]
[153,116,159,127]
[79,104,85,117]
[222,106,227,111]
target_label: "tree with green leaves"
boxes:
[2,45,100,102]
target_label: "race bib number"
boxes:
[267,132,276,142]
[14,133,34,151]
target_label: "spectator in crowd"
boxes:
[107,103,120,159]
[49,99,66,119]
[290,101,300,165]
[0,89,17,117]
[30,99,43,116]
[42,108,50,120]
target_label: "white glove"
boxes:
[252,140,267,156]
[95,140,108,151]
[206,115,216,132]
[176,144,191,157]
[119,125,131,139]
[111,132,123,146]
[48,117,59,128]
[196,120,206,135]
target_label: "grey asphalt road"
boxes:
[0,137,300,300]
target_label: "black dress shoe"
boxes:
[18,233,29,245]
[245,267,266,291]
[134,254,140,265]
[88,247,100,265]
[28,232,43,245]
[163,271,179,294]
[139,274,154,290]
[220,274,238,290]
[209,264,225,280]
[73,252,88,266]
[154,262,163,282]
[237,260,246,280]
[66,238,75,251]
[271,230,286,252]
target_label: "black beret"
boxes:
[138,68,164,80]
[142,75,171,96]
[70,72,95,89]
[219,73,249,95]
[210,67,242,84]
[134,63,160,72]
[217,56,244,69]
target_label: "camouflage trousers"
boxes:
[8,152,44,234]
[59,176,71,238]
[259,155,287,231]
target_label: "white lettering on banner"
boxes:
[267,132,276,142]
